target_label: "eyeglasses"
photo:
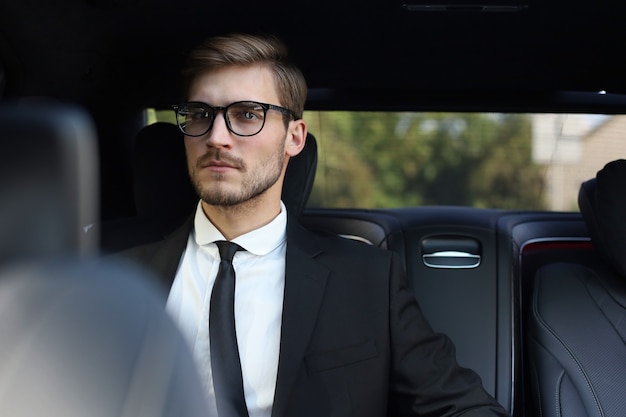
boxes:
[171,101,296,137]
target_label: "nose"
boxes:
[204,111,233,148]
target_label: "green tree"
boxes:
[305,111,545,210]
[470,114,546,209]
[306,111,376,207]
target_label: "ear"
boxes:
[285,119,307,157]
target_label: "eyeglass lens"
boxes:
[176,102,267,137]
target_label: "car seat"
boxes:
[283,130,318,220]
[528,159,626,417]
[99,122,318,253]
[99,122,198,252]
[0,258,210,417]
[0,101,99,262]
[0,103,210,417]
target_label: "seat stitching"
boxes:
[532,270,605,417]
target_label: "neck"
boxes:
[201,194,282,240]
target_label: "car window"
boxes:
[149,109,620,212]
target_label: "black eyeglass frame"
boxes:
[171,100,297,137]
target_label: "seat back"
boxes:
[133,122,198,227]
[0,102,99,263]
[99,122,198,252]
[528,159,626,417]
[284,131,317,219]
[0,103,208,416]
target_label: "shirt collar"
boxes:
[193,200,287,256]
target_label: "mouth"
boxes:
[197,152,242,173]
[205,160,235,168]
[199,161,236,175]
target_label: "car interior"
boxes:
[2,1,626,416]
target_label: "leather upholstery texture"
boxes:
[529,159,626,417]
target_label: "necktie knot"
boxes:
[215,240,243,263]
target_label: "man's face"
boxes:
[185,65,292,207]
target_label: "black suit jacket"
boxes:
[120,216,509,417]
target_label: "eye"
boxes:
[242,111,257,120]
[228,102,265,122]
[192,111,209,120]
[182,106,210,121]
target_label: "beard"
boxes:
[189,145,285,207]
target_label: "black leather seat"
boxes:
[99,122,318,253]
[283,131,317,219]
[99,122,198,253]
[528,159,626,417]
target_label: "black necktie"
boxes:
[210,241,249,417]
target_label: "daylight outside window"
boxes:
[149,109,624,212]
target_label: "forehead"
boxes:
[187,64,279,105]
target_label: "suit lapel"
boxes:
[147,215,193,291]
[272,221,330,417]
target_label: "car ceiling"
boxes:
[1,0,626,113]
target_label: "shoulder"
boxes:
[289,220,397,268]
[107,217,193,289]
[115,239,167,264]
[118,216,191,259]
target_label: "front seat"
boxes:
[0,258,210,417]
[0,103,210,417]
[528,159,626,417]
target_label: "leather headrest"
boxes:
[578,159,626,276]
[283,133,318,219]
[132,122,198,222]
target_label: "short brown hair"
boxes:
[182,33,307,119]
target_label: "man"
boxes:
[121,33,509,417]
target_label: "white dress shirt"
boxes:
[166,201,287,417]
